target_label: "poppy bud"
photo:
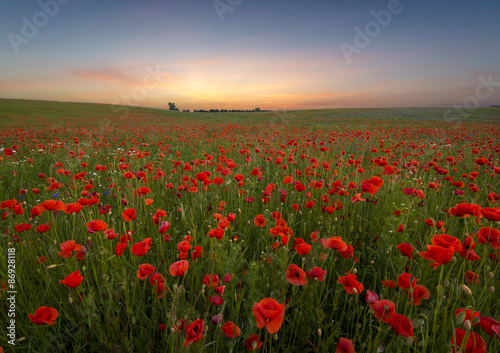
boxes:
[461,284,472,296]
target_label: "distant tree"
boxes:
[255,107,261,112]
[168,102,179,111]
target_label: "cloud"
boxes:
[71,67,132,85]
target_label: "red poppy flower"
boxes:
[14,223,32,233]
[286,264,308,286]
[252,298,285,334]
[86,220,108,233]
[420,245,454,269]
[209,295,224,305]
[254,214,266,227]
[306,266,327,282]
[350,193,365,203]
[295,242,311,255]
[65,203,83,214]
[207,228,224,240]
[245,334,263,351]
[183,318,204,347]
[250,167,262,177]
[451,328,486,353]
[195,172,207,181]
[59,270,83,288]
[469,185,479,192]
[115,242,128,256]
[406,284,430,306]
[459,236,481,261]
[135,186,151,196]
[29,306,59,325]
[381,279,395,288]
[305,200,316,208]
[13,204,23,215]
[218,218,230,229]
[424,218,436,227]
[455,308,480,325]
[475,227,500,249]
[158,221,170,234]
[395,243,413,259]
[137,264,156,280]
[176,240,191,253]
[203,274,219,288]
[58,240,81,258]
[397,273,418,289]
[321,236,347,251]
[35,199,66,214]
[152,209,167,224]
[173,318,186,332]
[385,313,413,338]
[335,338,355,353]
[478,316,500,338]
[361,176,383,196]
[214,286,225,296]
[169,260,189,276]
[449,203,482,218]
[221,321,241,338]
[464,271,480,284]
[370,299,396,321]
[338,273,364,294]
[474,158,489,165]
[122,208,136,222]
[294,183,306,192]
[192,245,202,260]
[481,207,500,222]
[131,240,151,256]
[213,177,224,185]
[364,290,379,304]
[431,234,462,252]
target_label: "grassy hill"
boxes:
[1,98,499,127]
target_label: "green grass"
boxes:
[1,98,499,128]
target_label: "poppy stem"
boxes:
[430,265,444,352]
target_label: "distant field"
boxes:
[1,98,499,127]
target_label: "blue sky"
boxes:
[1,0,499,110]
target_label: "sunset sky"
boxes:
[1,0,499,111]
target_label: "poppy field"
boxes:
[1,110,500,352]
